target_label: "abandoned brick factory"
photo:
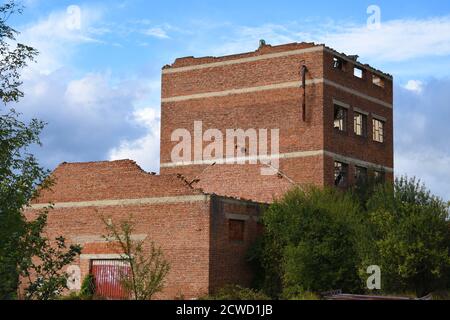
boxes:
[25,41,394,299]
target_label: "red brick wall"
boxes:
[160,42,394,196]
[209,196,263,293]
[24,160,266,300]
[25,199,212,300]
[160,43,326,192]
[322,49,394,183]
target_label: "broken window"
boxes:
[354,112,368,137]
[373,118,385,143]
[374,170,386,184]
[354,66,364,79]
[334,105,348,131]
[355,166,368,185]
[333,57,344,70]
[229,219,245,242]
[334,161,348,188]
[372,75,385,88]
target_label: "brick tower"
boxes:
[160,42,393,201]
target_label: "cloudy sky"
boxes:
[8,0,450,200]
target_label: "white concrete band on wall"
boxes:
[161,150,393,173]
[27,194,210,210]
[162,78,393,109]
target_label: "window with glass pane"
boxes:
[334,161,348,187]
[354,112,367,137]
[373,118,385,143]
[334,105,347,131]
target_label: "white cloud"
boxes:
[315,17,450,62]
[12,7,164,172]
[395,150,450,201]
[108,108,161,172]
[17,6,105,74]
[191,16,450,63]
[143,27,170,39]
[17,65,161,169]
[394,80,450,200]
[404,80,424,93]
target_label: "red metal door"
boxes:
[91,260,131,300]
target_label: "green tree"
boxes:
[0,0,42,299]
[18,210,82,300]
[1,1,81,299]
[365,176,450,297]
[255,187,366,298]
[103,216,171,300]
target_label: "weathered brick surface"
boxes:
[25,161,263,300]
[189,164,294,203]
[209,197,263,292]
[161,42,394,195]
[35,160,202,204]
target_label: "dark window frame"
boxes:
[334,105,348,132]
[354,112,368,137]
[354,66,364,79]
[333,57,344,70]
[334,161,349,188]
[372,74,385,88]
[373,118,385,143]
[355,166,368,185]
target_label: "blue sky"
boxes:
[8,0,450,200]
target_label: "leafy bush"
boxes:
[364,177,450,297]
[253,187,366,297]
[79,274,96,299]
[285,291,321,300]
[202,285,270,300]
[59,292,83,300]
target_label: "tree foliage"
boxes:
[201,285,271,301]
[1,1,80,299]
[0,0,38,103]
[252,177,450,298]
[79,274,96,299]
[364,177,450,296]
[18,210,82,300]
[254,187,366,298]
[103,216,170,300]
[0,0,44,299]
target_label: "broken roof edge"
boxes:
[162,41,393,80]
[54,159,158,177]
[323,45,393,80]
[163,42,317,69]
[45,159,273,204]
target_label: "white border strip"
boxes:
[323,151,393,173]
[333,98,350,109]
[161,150,324,168]
[161,150,393,173]
[162,46,324,74]
[27,194,210,210]
[323,79,392,109]
[73,234,147,244]
[353,107,370,116]
[80,254,124,260]
[161,79,320,103]
[162,78,393,108]
[372,114,387,122]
